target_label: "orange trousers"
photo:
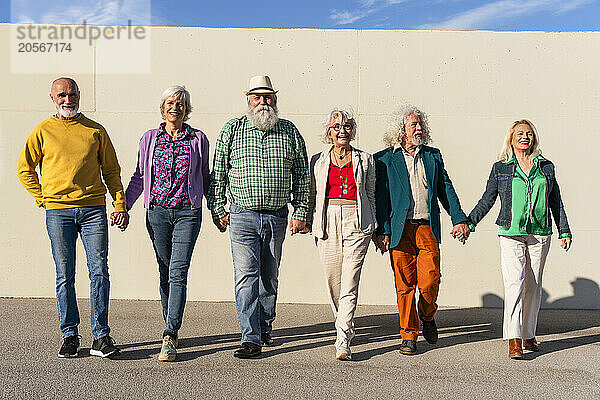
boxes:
[390,223,441,340]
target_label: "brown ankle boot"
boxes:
[508,338,523,359]
[523,338,539,352]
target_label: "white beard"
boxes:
[411,138,424,146]
[410,130,424,146]
[247,104,279,131]
[57,104,79,118]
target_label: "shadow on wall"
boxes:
[482,277,600,310]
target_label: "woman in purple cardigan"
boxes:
[125,85,210,362]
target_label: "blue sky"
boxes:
[3,0,600,30]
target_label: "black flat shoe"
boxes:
[233,342,261,359]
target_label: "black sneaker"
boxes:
[90,336,120,358]
[58,335,80,358]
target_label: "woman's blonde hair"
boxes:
[499,119,542,162]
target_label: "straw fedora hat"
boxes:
[245,75,278,95]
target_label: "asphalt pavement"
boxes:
[1,298,598,399]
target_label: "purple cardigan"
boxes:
[125,125,210,211]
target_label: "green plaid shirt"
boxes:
[207,115,309,221]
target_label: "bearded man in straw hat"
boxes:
[208,75,309,359]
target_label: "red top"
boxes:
[326,161,357,200]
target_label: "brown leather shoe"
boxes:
[399,339,417,355]
[523,338,539,352]
[508,338,523,359]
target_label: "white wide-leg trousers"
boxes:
[499,234,551,340]
[317,204,371,345]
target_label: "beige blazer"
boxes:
[307,146,377,239]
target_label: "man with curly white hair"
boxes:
[373,105,470,355]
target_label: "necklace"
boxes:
[167,128,182,140]
[332,146,349,161]
[330,158,350,195]
[339,168,349,195]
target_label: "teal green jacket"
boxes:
[374,145,467,248]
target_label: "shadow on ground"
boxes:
[482,277,600,309]
[115,305,600,362]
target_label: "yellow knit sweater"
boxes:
[17,114,126,212]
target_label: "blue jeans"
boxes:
[229,204,288,345]
[146,205,202,338]
[45,205,110,339]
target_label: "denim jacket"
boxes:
[468,157,571,236]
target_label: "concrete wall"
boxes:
[1,24,599,308]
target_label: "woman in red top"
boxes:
[307,110,376,360]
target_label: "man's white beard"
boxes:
[247,104,279,131]
[57,104,79,118]
[410,130,424,146]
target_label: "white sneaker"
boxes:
[336,347,352,360]
[335,338,352,361]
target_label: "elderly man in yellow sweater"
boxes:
[17,77,128,359]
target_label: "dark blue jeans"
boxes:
[229,204,288,345]
[146,205,202,338]
[45,205,110,339]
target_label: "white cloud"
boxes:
[330,0,409,25]
[419,0,597,30]
[40,0,150,25]
[555,0,596,13]
[330,8,376,25]
[358,0,378,6]
[16,14,34,23]
[12,0,168,26]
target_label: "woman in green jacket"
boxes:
[467,119,572,359]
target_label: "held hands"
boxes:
[450,222,470,244]
[373,234,390,254]
[289,219,308,235]
[448,222,572,250]
[213,214,230,233]
[110,211,130,232]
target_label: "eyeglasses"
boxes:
[329,123,353,131]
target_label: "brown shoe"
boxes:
[399,339,417,355]
[523,338,539,352]
[508,338,523,359]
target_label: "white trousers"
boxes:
[499,234,551,340]
[317,204,372,344]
